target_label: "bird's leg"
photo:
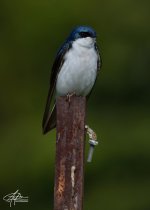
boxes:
[66,92,76,103]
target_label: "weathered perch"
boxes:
[54,96,86,210]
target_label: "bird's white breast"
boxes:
[56,37,98,96]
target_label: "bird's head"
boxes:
[67,26,97,48]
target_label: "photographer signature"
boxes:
[3,189,28,207]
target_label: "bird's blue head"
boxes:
[67,26,96,41]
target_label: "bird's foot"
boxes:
[66,92,76,103]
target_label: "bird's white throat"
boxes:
[74,37,96,48]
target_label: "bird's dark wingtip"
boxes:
[42,123,56,135]
[42,127,47,135]
[42,104,56,135]
[42,117,51,134]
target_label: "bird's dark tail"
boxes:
[42,104,56,134]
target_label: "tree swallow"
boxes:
[42,26,101,134]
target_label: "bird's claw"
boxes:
[66,92,76,103]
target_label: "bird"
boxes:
[42,26,101,134]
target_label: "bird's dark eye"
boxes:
[79,32,91,38]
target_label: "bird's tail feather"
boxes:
[42,104,56,134]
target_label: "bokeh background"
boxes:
[0,0,150,209]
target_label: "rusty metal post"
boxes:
[54,96,86,210]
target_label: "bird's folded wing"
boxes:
[42,41,72,134]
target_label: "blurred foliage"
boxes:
[0,0,150,210]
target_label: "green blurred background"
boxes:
[0,0,150,209]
